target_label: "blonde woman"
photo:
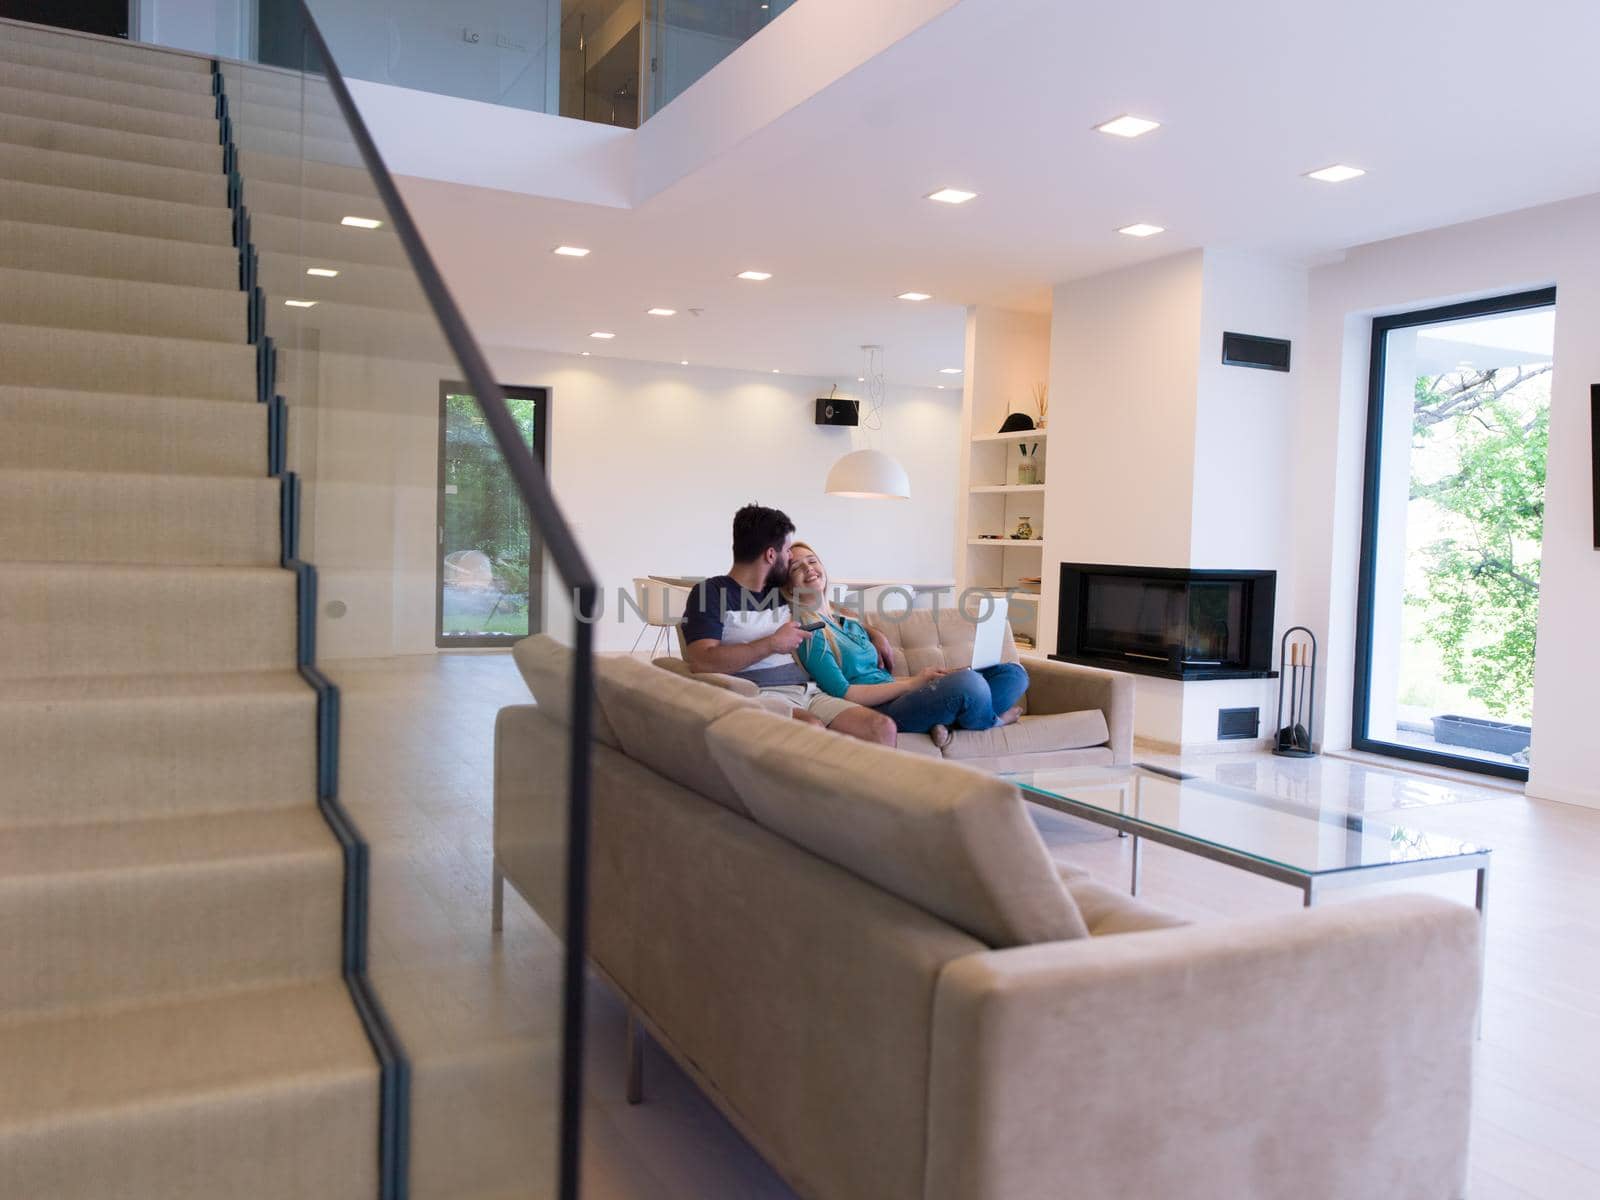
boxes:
[785,542,1026,746]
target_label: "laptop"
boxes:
[968,597,1010,670]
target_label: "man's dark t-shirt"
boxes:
[679,576,808,686]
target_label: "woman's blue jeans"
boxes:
[874,663,1029,734]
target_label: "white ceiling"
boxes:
[399,0,1600,384]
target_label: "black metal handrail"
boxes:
[292,8,598,1199]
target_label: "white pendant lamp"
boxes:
[826,345,911,499]
[825,448,911,499]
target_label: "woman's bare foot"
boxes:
[930,724,953,749]
[995,706,1023,728]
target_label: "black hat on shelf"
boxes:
[998,412,1036,433]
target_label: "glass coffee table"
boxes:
[1006,763,1491,916]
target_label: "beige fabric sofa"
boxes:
[659,607,1134,771]
[496,636,1479,1200]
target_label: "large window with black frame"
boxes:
[437,383,549,648]
[1353,288,1555,779]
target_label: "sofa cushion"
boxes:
[593,654,753,817]
[941,709,1109,761]
[705,708,1089,948]
[512,635,621,749]
[1065,876,1188,936]
[650,655,761,698]
[894,731,945,759]
[872,607,1019,678]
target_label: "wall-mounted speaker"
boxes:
[1222,331,1291,372]
[815,398,860,426]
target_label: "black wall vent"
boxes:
[1218,706,1260,740]
[1222,332,1291,372]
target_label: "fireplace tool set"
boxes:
[1273,626,1318,757]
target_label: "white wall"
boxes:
[1041,251,1204,651]
[1041,249,1310,750]
[1295,193,1600,808]
[485,348,962,651]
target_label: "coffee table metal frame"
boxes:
[1014,764,1490,922]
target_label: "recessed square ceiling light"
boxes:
[939,367,963,374]
[1117,223,1165,238]
[553,245,591,257]
[1094,114,1161,138]
[926,187,978,205]
[284,299,317,308]
[305,267,340,278]
[581,350,591,356]
[647,307,677,316]
[1305,163,1366,183]
[590,331,615,339]
[340,216,382,229]
[680,360,689,365]
[737,270,772,281]
[897,291,932,302]
[771,368,780,373]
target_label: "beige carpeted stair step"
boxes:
[0,177,230,244]
[0,267,244,341]
[254,209,406,268]
[0,324,256,400]
[0,806,343,1016]
[0,58,214,120]
[0,140,224,207]
[237,146,373,196]
[0,562,296,679]
[0,219,239,289]
[0,387,265,476]
[0,18,212,74]
[0,980,376,1198]
[0,109,222,174]
[218,60,343,118]
[0,469,280,566]
[268,295,443,360]
[260,248,428,313]
[0,81,219,145]
[0,35,214,93]
[0,670,314,827]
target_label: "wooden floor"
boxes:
[345,651,1599,1199]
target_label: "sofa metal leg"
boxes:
[625,1009,644,1105]
[491,861,504,933]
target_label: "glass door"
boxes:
[437,383,549,647]
[1353,289,1555,779]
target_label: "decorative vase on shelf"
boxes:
[1016,456,1037,485]
[1012,516,1034,540]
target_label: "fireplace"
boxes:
[1053,564,1277,680]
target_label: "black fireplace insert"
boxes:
[1053,564,1277,680]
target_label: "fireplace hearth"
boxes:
[1053,564,1277,680]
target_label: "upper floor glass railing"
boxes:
[249,0,799,128]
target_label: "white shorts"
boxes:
[756,683,858,726]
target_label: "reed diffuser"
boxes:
[1016,441,1040,485]
[1032,381,1048,429]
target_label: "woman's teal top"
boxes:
[796,615,892,698]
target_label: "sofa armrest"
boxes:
[925,894,1479,1200]
[650,656,760,698]
[1023,658,1133,763]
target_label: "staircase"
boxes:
[0,20,381,1197]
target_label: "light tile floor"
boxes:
[333,651,1598,1199]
